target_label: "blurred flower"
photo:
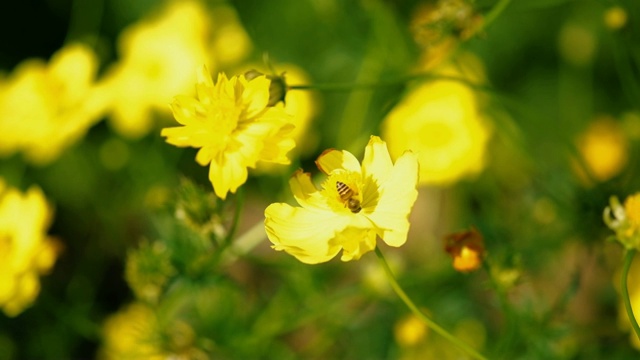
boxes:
[443,227,485,272]
[558,22,597,67]
[0,43,104,164]
[0,180,59,317]
[209,5,253,67]
[604,6,627,30]
[410,0,482,70]
[161,66,295,199]
[102,0,212,138]
[99,302,163,360]
[575,116,628,183]
[604,193,640,250]
[100,302,208,360]
[395,314,428,347]
[265,136,419,264]
[382,62,490,186]
[125,241,176,304]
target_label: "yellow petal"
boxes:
[315,148,361,175]
[365,151,419,247]
[265,203,350,264]
[362,135,393,186]
[195,146,213,166]
[241,75,270,118]
[330,227,377,262]
[208,152,248,199]
[289,170,328,210]
[196,65,214,103]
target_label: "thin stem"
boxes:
[622,249,640,340]
[288,74,491,93]
[374,247,487,360]
[481,0,513,32]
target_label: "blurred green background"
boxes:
[1,0,640,358]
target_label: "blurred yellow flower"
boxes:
[209,5,253,67]
[0,43,104,164]
[103,0,212,138]
[604,6,627,30]
[265,136,419,264]
[0,180,58,317]
[99,302,164,360]
[395,314,428,347]
[604,193,640,250]
[575,116,628,183]
[161,66,295,199]
[381,64,489,186]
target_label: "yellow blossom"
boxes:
[99,302,164,360]
[604,6,627,30]
[102,0,213,138]
[381,63,490,186]
[0,180,59,317]
[264,136,419,264]
[161,66,295,199]
[395,314,428,347]
[575,116,628,183]
[209,5,253,67]
[0,43,104,164]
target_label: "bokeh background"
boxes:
[1,0,640,358]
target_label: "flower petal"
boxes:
[289,170,329,210]
[196,65,214,104]
[241,75,270,119]
[208,152,248,199]
[265,203,349,264]
[329,227,377,262]
[362,135,393,187]
[315,148,361,175]
[366,151,419,247]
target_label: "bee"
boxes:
[336,181,362,213]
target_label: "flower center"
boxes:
[321,171,363,214]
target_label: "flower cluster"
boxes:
[265,136,419,264]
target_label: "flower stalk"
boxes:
[375,247,487,360]
[622,249,640,340]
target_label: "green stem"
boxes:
[374,247,487,360]
[481,0,513,32]
[288,74,490,93]
[622,249,640,340]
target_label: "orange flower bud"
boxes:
[443,228,485,273]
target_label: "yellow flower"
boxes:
[0,180,58,317]
[161,66,295,199]
[604,193,640,250]
[575,116,628,183]
[604,6,627,30]
[382,64,490,186]
[103,0,212,138]
[264,136,419,264]
[0,43,104,164]
[395,314,428,347]
[99,302,164,360]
